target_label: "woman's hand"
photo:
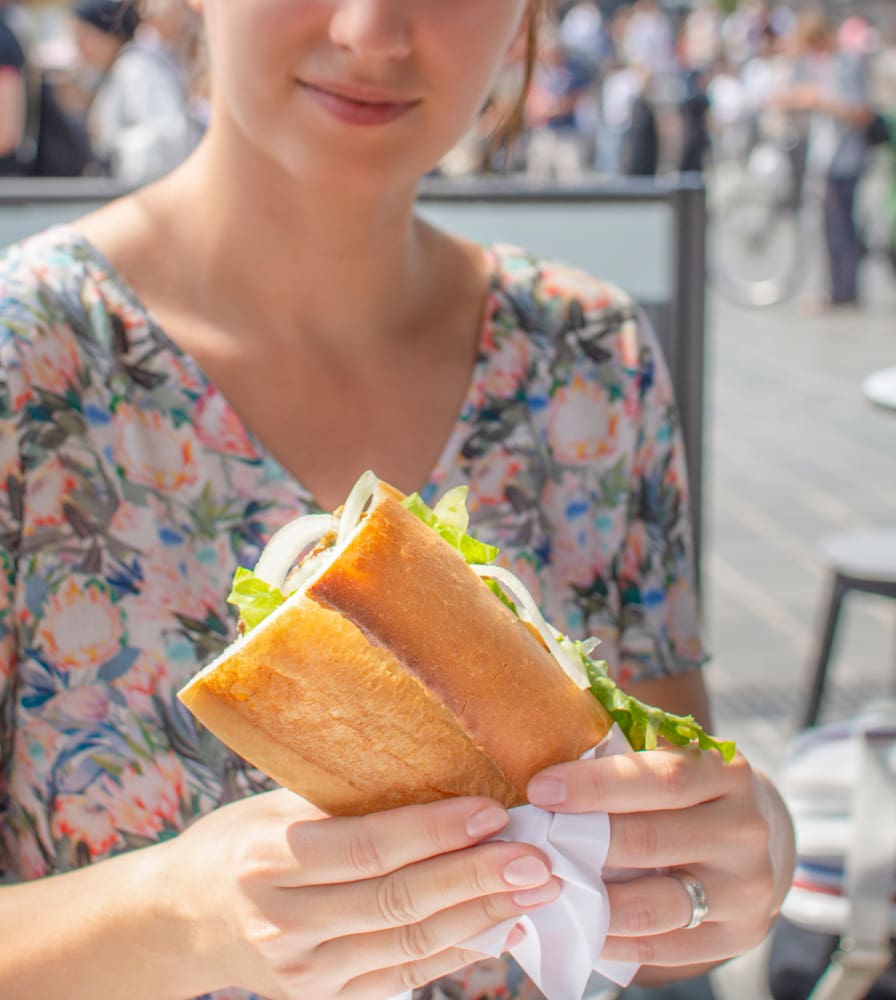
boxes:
[526,747,796,977]
[164,788,562,1000]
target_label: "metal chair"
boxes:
[800,528,896,730]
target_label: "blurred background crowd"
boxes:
[0,0,894,307]
[447,0,896,183]
[0,0,205,185]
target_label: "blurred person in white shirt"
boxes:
[621,0,676,83]
[560,0,612,73]
[707,60,751,162]
[138,0,209,131]
[595,56,642,175]
[680,0,724,75]
[73,0,200,186]
[741,25,787,113]
[740,23,794,150]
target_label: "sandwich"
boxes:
[178,472,733,816]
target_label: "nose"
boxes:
[329,0,413,61]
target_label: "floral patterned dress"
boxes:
[0,225,705,999]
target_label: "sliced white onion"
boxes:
[282,547,333,596]
[337,470,380,549]
[469,564,590,688]
[252,472,379,596]
[253,513,336,590]
[577,636,601,656]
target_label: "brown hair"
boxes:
[486,0,547,167]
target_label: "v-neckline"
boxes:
[57,223,508,512]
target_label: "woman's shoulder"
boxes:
[484,243,646,369]
[1,191,149,283]
[1,224,99,314]
[487,243,639,321]
[0,222,145,390]
[1,226,90,357]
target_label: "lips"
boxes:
[299,79,419,127]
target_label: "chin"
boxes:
[281,144,436,198]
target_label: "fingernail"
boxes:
[505,923,527,950]
[527,776,567,807]
[503,856,550,887]
[466,805,508,839]
[512,879,562,908]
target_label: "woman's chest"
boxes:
[194,346,480,510]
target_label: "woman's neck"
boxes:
[156,135,442,359]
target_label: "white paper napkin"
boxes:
[461,724,639,1000]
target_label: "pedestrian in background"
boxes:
[137,0,209,134]
[595,53,641,175]
[776,6,874,311]
[559,0,612,75]
[678,67,712,174]
[0,0,25,173]
[621,0,676,83]
[680,0,724,76]
[525,28,593,180]
[624,68,659,176]
[0,0,95,177]
[73,0,200,186]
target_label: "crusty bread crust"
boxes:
[179,592,521,813]
[179,485,612,814]
[309,491,612,797]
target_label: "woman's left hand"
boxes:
[526,746,795,975]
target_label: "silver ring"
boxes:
[672,871,709,930]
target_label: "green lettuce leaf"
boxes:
[577,645,737,761]
[432,486,472,535]
[402,489,499,565]
[227,567,286,631]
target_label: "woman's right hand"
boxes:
[163,788,561,1000]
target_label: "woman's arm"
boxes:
[625,668,713,731]
[0,790,564,1000]
[0,839,209,1000]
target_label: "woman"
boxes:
[0,1,795,998]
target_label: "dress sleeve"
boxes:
[615,310,707,685]
[0,316,24,873]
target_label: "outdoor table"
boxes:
[862,366,896,413]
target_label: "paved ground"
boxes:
[706,244,896,780]
[692,227,896,1000]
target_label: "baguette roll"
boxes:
[179,483,612,815]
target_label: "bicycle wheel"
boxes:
[709,189,806,308]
